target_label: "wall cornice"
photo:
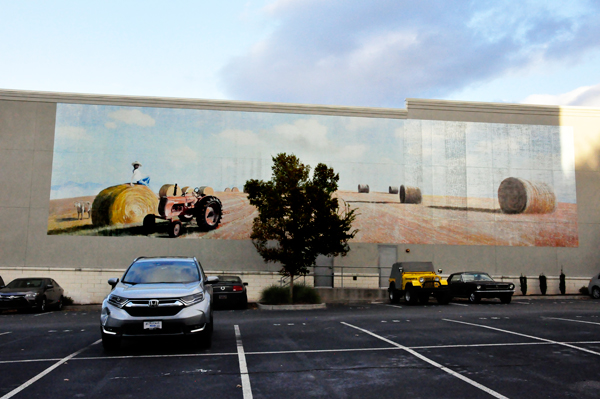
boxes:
[0,88,408,119]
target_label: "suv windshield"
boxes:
[122,260,201,284]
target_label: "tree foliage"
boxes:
[244,153,358,296]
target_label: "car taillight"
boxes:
[233,285,243,292]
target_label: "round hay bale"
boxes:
[181,186,191,194]
[92,184,158,227]
[224,187,231,192]
[159,184,182,197]
[198,186,214,196]
[232,187,240,192]
[358,184,370,193]
[400,185,422,204]
[498,177,556,214]
[389,186,399,194]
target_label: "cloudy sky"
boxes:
[2,0,600,108]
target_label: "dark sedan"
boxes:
[0,278,65,312]
[447,272,515,304]
[212,275,248,309]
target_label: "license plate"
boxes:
[144,321,162,330]
[219,295,227,300]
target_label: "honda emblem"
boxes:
[149,299,159,307]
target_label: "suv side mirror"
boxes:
[438,268,443,274]
[108,278,119,289]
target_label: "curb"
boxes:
[257,303,326,311]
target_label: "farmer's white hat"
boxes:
[132,161,142,167]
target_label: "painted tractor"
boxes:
[143,185,223,237]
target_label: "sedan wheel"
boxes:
[468,292,481,304]
[592,286,600,299]
[39,298,47,312]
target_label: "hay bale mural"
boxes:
[400,185,422,204]
[198,186,214,196]
[358,184,370,193]
[498,178,556,214]
[159,184,182,197]
[91,184,158,226]
[231,187,240,192]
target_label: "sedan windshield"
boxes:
[6,279,44,289]
[123,261,200,284]
[462,273,494,282]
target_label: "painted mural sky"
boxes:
[51,103,576,203]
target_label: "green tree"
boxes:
[244,153,358,301]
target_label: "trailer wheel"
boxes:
[168,220,183,237]
[143,214,156,234]
[196,198,222,230]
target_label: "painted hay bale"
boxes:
[498,177,556,214]
[224,187,231,192]
[400,185,422,204]
[159,184,182,197]
[181,186,191,194]
[92,184,158,226]
[198,186,214,196]
[389,186,399,194]
[232,187,240,192]
[358,184,370,193]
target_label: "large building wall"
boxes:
[0,90,598,303]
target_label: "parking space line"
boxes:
[234,325,253,399]
[0,332,11,336]
[341,322,509,399]
[443,319,600,356]
[0,339,101,399]
[542,317,600,326]
[384,304,403,309]
[449,303,469,307]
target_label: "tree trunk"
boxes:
[289,273,294,303]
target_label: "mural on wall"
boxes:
[48,103,578,247]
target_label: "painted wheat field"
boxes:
[48,190,578,247]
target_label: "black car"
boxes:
[212,275,248,309]
[0,278,65,312]
[447,272,515,304]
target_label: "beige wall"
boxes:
[0,90,598,303]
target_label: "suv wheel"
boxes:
[388,284,400,304]
[101,329,121,352]
[591,286,600,299]
[404,288,417,305]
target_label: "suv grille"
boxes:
[124,307,183,317]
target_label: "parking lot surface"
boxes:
[1,298,599,399]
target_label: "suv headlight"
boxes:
[419,277,425,284]
[434,277,440,282]
[181,292,204,306]
[108,295,128,308]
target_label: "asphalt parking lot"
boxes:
[1,298,599,399]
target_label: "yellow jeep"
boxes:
[388,262,450,305]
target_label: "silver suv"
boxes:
[100,256,218,351]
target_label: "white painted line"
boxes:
[0,332,11,336]
[341,322,509,399]
[234,325,253,399]
[384,304,403,309]
[443,319,600,356]
[33,313,51,317]
[449,303,469,307]
[0,339,101,399]
[542,317,600,326]
[514,302,531,305]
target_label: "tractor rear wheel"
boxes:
[196,198,222,230]
[143,214,155,234]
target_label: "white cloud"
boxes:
[105,121,117,129]
[521,84,600,107]
[221,1,600,107]
[217,129,261,146]
[108,109,156,127]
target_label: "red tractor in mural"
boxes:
[143,185,223,237]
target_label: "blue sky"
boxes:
[51,103,576,204]
[2,1,600,107]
